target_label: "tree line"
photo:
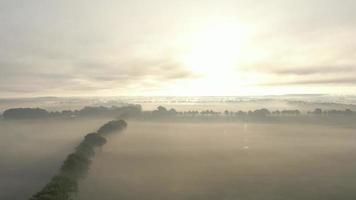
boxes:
[2,105,141,119]
[1,105,355,120]
[29,119,127,200]
[140,106,355,118]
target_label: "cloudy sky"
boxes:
[1,0,356,97]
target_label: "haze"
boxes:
[1,1,356,200]
[79,121,356,200]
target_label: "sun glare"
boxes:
[181,22,247,77]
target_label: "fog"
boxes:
[2,96,356,113]
[0,118,111,200]
[1,113,356,200]
[78,121,356,200]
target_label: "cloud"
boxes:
[76,59,197,82]
[0,58,196,96]
[262,77,356,86]
[267,65,356,75]
[1,0,356,96]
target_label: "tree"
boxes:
[313,108,322,115]
[3,108,49,119]
[157,106,167,112]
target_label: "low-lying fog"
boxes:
[2,119,356,200]
[0,118,111,200]
[79,121,356,200]
[2,96,356,113]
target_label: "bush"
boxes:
[84,133,107,147]
[3,108,49,119]
[30,119,127,200]
[97,119,127,134]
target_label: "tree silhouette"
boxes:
[29,119,128,200]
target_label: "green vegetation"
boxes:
[1,105,141,119]
[2,105,355,123]
[97,120,127,135]
[3,108,49,119]
[29,120,127,200]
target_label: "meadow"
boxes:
[0,118,111,200]
[78,121,356,200]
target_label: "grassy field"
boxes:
[0,118,111,200]
[78,121,356,200]
[1,119,356,200]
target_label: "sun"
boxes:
[181,21,247,77]
[166,20,254,96]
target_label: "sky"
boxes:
[1,0,356,97]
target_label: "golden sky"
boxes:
[1,0,356,97]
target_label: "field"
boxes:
[0,118,111,200]
[78,121,356,200]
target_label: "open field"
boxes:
[0,118,111,200]
[2,119,356,200]
[78,121,356,200]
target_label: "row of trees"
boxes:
[2,108,50,119]
[2,106,355,120]
[143,106,355,118]
[55,105,141,118]
[2,105,141,119]
[29,119,127,200]
[307,108,353,116]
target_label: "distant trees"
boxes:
[2,105,141,119]
[200,110,220,115]
[313,108,323,115]
[151,106,179,118]
[142,106,355,120]
[2,105,354,121]
[157,106,167,112]
[29,119,127,200]
[77,105,142,118]
[182,110,199,116]
[309,108,354,116]
[344,109,353,115]
[250,108,271,117]
[281,110,301,115]
[3,108,49,119]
